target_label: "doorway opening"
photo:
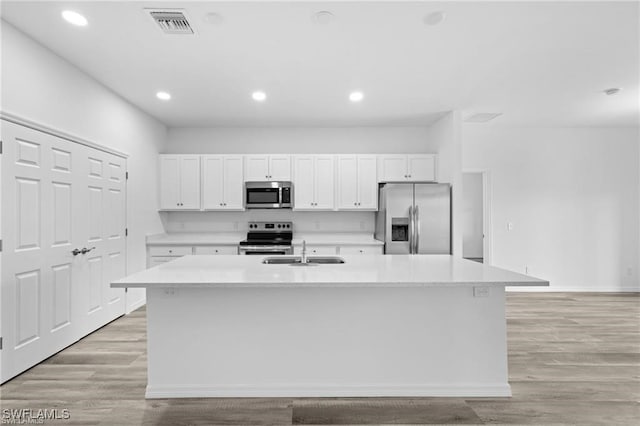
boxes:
[462,171,492,265]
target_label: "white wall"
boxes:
[463,125,640,291]
[426,111,464,256]
[462,172,484,259]
[1,21,167,310]
[166,127,435,154]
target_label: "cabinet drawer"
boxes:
[148,246,193,256]
[339,245,383,255]
[294,245,338,255]
[194,246,238,255]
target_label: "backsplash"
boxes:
[161,211,376,234]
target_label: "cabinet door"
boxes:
[293,156,315,209]
[159,156,181,209]
[314,155,335,210]
[269,155,292,181]
[408,154,436,181]
[222,156,244,209]
[357,155,378,210]
[378,155,407,182]
[202,156,225,209]
[244,155,269,181]
[179,156,201,209]
[336,155,358,209]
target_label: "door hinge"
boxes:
[0,337,3,350]
[0,140,3,154]
[0,239,3,252]
[126,171,129,180]
[125,228,128,237]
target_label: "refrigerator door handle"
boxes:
[414,205,420,253]
[408,205,414,254]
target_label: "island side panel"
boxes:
[145,285,510,398]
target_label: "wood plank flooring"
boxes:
[1,293,638,425]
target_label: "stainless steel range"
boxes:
[238,222,293,255]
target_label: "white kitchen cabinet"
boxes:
[202,155,244,210]
[378,154,437,182]
[337,155,378,210]
[147,245,193,268]
[339,245,384,255]
[294,245,338,256]
[293,155,335,210]
[244,155,291,181]
[159,155,201,210]
[194,246,238,255]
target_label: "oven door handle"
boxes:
[239,245,293,252]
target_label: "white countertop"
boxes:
[113,254,548,289]
[146,232,382,246]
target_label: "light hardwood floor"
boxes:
[1,293,638,425]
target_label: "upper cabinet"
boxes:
[336,155,378,210]
[293,155,335,210]
[244,155,291,181]
[159,155,201,210]
[202,155,244,210]
[378,154,437,182]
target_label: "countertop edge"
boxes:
[112,281,549,289]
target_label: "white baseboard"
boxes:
[145,383,512,399]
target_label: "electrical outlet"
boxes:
[507,222,514,231]
[473,286,490,297]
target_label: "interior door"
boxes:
[1,120,127,383]
[1,121,83,382]
[415,184,451,254]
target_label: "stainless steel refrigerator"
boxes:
[375,183,451,254]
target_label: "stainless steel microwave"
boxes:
[245,181,292,209]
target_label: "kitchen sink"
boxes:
[262,256,345,265]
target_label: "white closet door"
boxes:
[1,122,82,382]
[0,121,126,384]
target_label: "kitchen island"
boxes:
[112,254,547,398]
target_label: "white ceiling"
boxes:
[1,1,638,128]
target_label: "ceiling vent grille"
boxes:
[148,10,194,35]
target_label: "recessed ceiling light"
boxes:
[252,91,267,102]
[62,10,88,27]
[349,91,364,102]
[204,12,225,26]
[156,91,172,101]
[464,113,502,123]
[424,11,446,26]
[312,11,335,25]
[603,87,622,96]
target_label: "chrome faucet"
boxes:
[301,239,308,264]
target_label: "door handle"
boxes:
[414,205,420,253]
[81,247,96,255]
[72,248,82,256]
[408,205,414,254]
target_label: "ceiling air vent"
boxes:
[148,10,194,35]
